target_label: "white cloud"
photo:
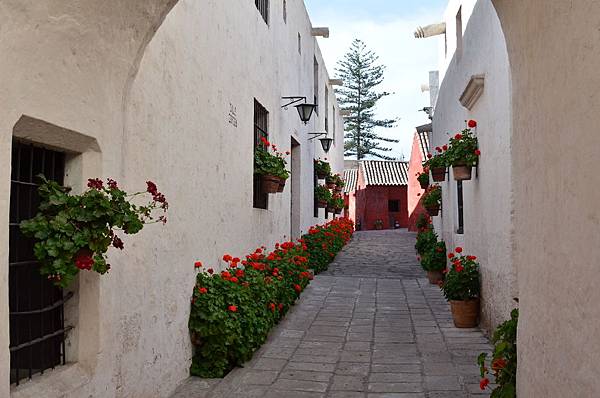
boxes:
[314,9,443,160]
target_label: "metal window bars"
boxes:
[253,100,269,209]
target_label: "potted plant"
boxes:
[333,174,345,193]
[478,307,518,397]
[420,241,447,284]
[329,194,344,214]
[325,174,336,189]
[422,185,442,216]
[415,213,431,233]
[374,219,384,230]
[424,149,447,182]
[314,159,331,180]
[445,127,480,181]
[315,185,332,208]
[417,168,430,190]
[255,137,290,193]
[20,177,168,287]
[439,248,481,328]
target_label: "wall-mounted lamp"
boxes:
[282,96,317,124]
[309,132,333,153]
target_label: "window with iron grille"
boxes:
[324,86,329,132]
[9,140,71,386]
[255,0,269,24]
[313,169,318,218]
[313,57,319,114]
[457,181,464,234]
[253,100,269,209]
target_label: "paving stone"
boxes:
[252,358,287,371]
[279,370,333,382]
[367,382,424,393]
[285,362,337,373]
[335,362,371,376]
[368,373,422,383]
[241,370,278,385]
[330,375,367,391]
[271,378,329,393]
[424,375,462,391]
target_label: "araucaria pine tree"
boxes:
[336,39,398,160]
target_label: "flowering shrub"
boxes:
[20,177,168,288]
[254,137,290,180]
[189,218,353,378]
[445,128,480,167]
[439,248,480,300]
[303,218,354,273]
[422,185,442,209]
[478,308,518,397]
[314,159,331,177]
[420,241,447,272]
[415,229,437,256]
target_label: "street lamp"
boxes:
[309,132,333,153]
[281,96,317,124]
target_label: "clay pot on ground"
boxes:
[431,167,446,182]
[261,174,280,194]
[452,164,473,181]
[427,270,444,285]
[425,205,440,217]
[450,298,480,328]
[419,180,430,190]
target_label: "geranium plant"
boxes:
[440,249,481,300]
[417,168,430,189]
[415,213,432,232]
[254,137,290,180]
[422,185,442,210]
[315,185,332,205]
[415,229,437,256]
[420,241,447,272]
[478,308,518,397]
[423,150,447,170]
[314,159,331,179]
[20,176,168,287]
[333,174,345,189]
[445,128,480,167]
[328,194,344,213]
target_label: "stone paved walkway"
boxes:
[171,230,492,398]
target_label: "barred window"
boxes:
[255,0,269,24]
[253,100,269,209]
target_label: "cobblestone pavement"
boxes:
[171,230,492,398]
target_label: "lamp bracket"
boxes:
[281,96,307,109]
[308,132,327,141]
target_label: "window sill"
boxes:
[10,363,90,398]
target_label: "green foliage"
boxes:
[415,213,431,231]
[328,195,345,210]
[254,146,289,179]
[325,174,336,185]
[333,174,345,188]
[314,185,332,202]
[478,308,518,397]
[420,241,447,272]
[424,152,448,169]
[440,250,480,301]
[422,185,442,208]
[445,128,480,167]
[314,159,331,176]
[335,39,398,160]
[189,219,354,378]
[415,229,437,256]
[417,171,430,186]
[20,176,167,288]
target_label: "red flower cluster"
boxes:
[146,180,169,210]
[87,178,104,190]
[75,252,94,270]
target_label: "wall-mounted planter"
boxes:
[276,177,287,192]
[261,175,281,194]
[419,180,430,190]
[431,167,446,182]
[425,205,440,217]
[317,200,328,208]
[452,165,472,181]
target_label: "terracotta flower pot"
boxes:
[431,167,446,182]
[419,180,430,190]
[425,205,440,217]
[450,299,480,328]
[261,174,280,194]
[452,165,472,181]
[427,270,444,285]
[276,177,286,193]
[317,200,327,208]
[316,171,328,180]
[326,182,336,189]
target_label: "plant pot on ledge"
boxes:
[431,167,446,182]
[427,270,444,285]
[261,174,280,194]
[425,205,440,217]
[452,164,472,181]
[276,177,286,192]
[450,298,480,328]
[316,171,328,180]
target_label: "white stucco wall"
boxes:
[431,0,515,332]
[0,1,343,397]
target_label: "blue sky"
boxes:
[304,0,447,160]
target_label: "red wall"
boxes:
[407,132,429,231]
[356,185,408,231]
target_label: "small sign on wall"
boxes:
[228,103,238,128]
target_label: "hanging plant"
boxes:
[424,149,448,182]
[421,184,442,216]
[20,176,168,288]
[416,168,430,190]
[328,194,344,214]
[314,159,331,179]
[445,126,480,181]
[314,185,332,208]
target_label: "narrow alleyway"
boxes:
[172,230,492,398]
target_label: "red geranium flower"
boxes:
[294,284,302,293]
[228,305,237,312]
[198,287,207,294]
[468,119,477,128]
[207,268,214,274]
[455,264,464,272]
[474,149,481,156]
[230,277,239,283]
[455,133,463,140]
[480,378,490,390]
[455,247,463,253]
[194,261,203,268]
[442,144,448,151]
[427,153,433,159]
[448,253,455,259]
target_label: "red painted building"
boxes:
[407,124,431,231]
[343,160,409,231]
